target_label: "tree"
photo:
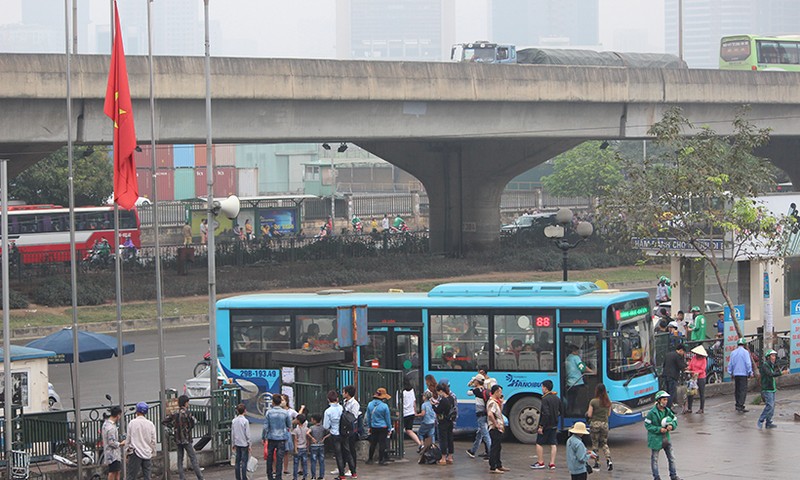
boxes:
[601,106,792,337]
[10,146,113,207]
[541,141,622,199]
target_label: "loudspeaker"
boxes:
[213,195,240,219]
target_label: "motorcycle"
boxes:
[389,223,410,234]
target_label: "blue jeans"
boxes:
[267,440,286,480]
[650,442,677,480]
[234,446,249,480]
[469,416,491,455]
[309,445,325,479]
[417,423,435,443]
[759,391,775,426]
[293,448,308,480]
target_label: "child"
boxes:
[307,413,328,480]
[415,390,437,452]
[566,422,596,480]
[293,414,309,480]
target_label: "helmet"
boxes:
[659,276,668,283]
[690,306,701,312]
[667,321,679,329]
[655,390,670,400]
[737,338,748,345]
[764,349,777,358]
[135,402,149,414]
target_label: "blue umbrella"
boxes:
[25,328,135,363]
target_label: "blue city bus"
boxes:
[216,281,657,443]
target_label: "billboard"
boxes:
[258,207,299,235]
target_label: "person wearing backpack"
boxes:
[341,385,360,477]
[162,395,204,480]
[365,388,392,466]
[433,382,456,465]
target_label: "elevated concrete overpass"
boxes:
[2,53,800,253]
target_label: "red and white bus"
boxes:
[2,205,140,264]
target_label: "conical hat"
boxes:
[691,345,708,357]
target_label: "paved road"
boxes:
[197,386,800,480]
[47,325,209,409]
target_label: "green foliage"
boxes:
[0,288,30,309]
[541,141,623,198]
[10,146,113,206]
[33,276,111,307]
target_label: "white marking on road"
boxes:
[134,355,186,362]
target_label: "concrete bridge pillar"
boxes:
[359,139,581,255]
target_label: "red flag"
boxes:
[104,1,138,210]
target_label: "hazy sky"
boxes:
[0,0,667,56]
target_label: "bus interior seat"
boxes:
[518,351,539,370]
[539,351,555,370]
[496,353,518,371]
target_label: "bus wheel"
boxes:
[508,396,541,444]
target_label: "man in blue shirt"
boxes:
[323,391,348,480]
[565,344,594,417]
[727,338,753,413]
[263,394,292,480]
[365,388,392,466]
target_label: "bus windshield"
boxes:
[607,299,652,380]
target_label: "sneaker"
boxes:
[351,475,357,479]
[607,461,613,472]
[765,423,778,429]
[466,449,475,458]
[757,420,763,429]
[696,409,704,414]
[489,469,504,474]
[530,462,546,469]
[499,466,511,472]
[417,444,424,453]
[548,464,556,470]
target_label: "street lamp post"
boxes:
[544,208,594,281]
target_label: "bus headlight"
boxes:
[611,402,633,415]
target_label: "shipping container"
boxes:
[194,144,214,168]
[215,144,237,166]
[136,168,153,199]
[154,168,175,201]
[195,167,237,198]
[133,144,174,169]
[173,144,195,168]
[174,168,196,200]
[216,166,237,196]
[237,168,259,197]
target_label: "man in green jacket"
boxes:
[644,391,681,480]
[758,349,788,429]
[689,306,705,342]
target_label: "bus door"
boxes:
[558,327,602,421]
[364,326,423,393]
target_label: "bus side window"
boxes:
[429,313,487,371]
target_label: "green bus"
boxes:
[720,34,800,71]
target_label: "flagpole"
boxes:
[2,160,13,479]
[204,0,219,409]
[63,0,84,477]
[110,3,127,480]
[146,1,170,477]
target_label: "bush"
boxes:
[0,288,30,309]
[33,277,111,307]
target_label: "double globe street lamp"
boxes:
[544,208,594,281]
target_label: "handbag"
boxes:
[586,463,594,474]
[247,455,258,473]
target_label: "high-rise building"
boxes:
[665,0,800,68]
[491,0,599,48]
[336,0,456,61]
